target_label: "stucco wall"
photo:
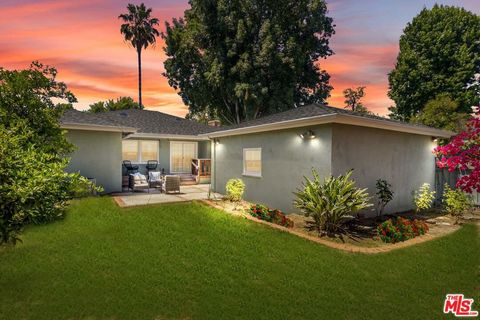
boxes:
[212,125,332,213]
[331,124,437,214]
[66,129,123,193]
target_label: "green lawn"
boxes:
[0,198,478,320]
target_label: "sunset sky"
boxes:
[1,0,479,117]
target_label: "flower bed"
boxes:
[248,204,294,228]
[377,217,429,243]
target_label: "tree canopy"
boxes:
[410,94,470,132]
[343,86,371,114]
[87,96,142,113]
[162,0,335,124]
[0,61,76,155]
[388,5,480,121]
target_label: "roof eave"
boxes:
[200,114,454,139]
[125,132,210,141]
[61,123,137,133]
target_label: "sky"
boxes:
[0,0,479,117]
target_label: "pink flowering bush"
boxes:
[434,110,480,193]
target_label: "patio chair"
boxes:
[162,175,180,194]
[129,173,149,192]
[148,171,163,189]
[146,160,158,174]
[123,160,139,175]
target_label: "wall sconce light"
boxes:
[431,137,438,143]
[213,138,220,145]
[300,130,316,140]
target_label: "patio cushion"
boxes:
[148,171,162,182]
[131,173,147,184]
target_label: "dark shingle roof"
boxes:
[60,109,125,127]
[94,109,217,135]
[216,103,435,131]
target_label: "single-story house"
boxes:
[61,104,453,214]
[60,109,215,193]
[200,104,453,214]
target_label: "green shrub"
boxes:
[377,217,429,243]
[442,184,474,224]
[225,178,245,202]
[376,179,394,218]
[0,124,100,245]
[248,204,294,228]
[294,169,372,235]
[413,183,436,213]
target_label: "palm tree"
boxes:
[119,3,159,108]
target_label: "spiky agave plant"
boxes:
[294,169,372,235]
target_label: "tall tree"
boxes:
[0,61,76,155]
[162,0,334,124]
[87,96,141,113]
[343,86,370,114]
[119,3,160,108]
[410,94,470,132]
[388,5,480,121]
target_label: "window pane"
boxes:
[140,141,158,162]
[244,149,261,174]
[122,140,138,162]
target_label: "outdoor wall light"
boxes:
[300,130,316,140]
[431,137,438,143]
[213,138,220,145]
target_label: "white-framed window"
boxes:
[122,140,159,163]
[243,148,262,177]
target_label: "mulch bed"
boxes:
[200,199,478,254]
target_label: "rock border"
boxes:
[200,199,461,254]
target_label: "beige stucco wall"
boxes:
[212,125,333,213]
[66,129,123,193]
[331,124,437,214]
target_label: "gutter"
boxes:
[61,123,137,133]
[124,132,210,141]
[200,114,454,139]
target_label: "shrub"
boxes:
[225,178,245,202]
[413,183,436,213]
[248,204,294,228]
[377,217,429,243]
[442,184,474,224]
[376,179,394,218]
[293,169,372,235]
[0,124,100,245]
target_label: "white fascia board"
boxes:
[201,114,454,139]
[61,123,137,133]
[125,132,210,141]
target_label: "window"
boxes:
[243,148,261,177]
[122,140,138,162]
[122,140,158,163]
[140,141,158,162]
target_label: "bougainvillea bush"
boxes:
[248,204,294,228]
[377,217,429,243]
[434,110,479,193]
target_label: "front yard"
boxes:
[0,197,478,319]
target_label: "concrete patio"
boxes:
[113,184,222,207]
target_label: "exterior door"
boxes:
[170,141,197,173]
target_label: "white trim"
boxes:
[169,141,198,173]
[201,113,454,138]
[243,148,262,177]
[62,123,137,133]
[126,132,209,141]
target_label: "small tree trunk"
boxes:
[137,48,142,108]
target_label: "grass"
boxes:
[0,197,478,320]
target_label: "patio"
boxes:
[113,184,222,207]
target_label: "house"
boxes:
[61,104,453,214]
[201,104,453,214]
[60,109,215,193]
